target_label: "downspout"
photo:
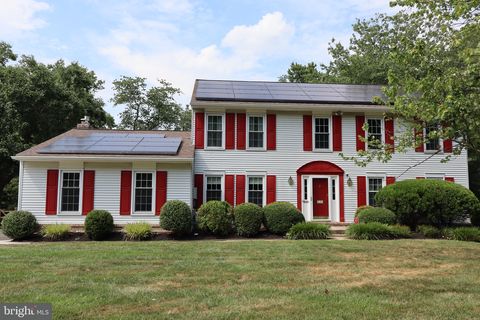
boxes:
[17,160,24,210]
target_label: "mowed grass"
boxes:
[1,240,479,320]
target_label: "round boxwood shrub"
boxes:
[354,205,372,223]
[84,210,114,240]
[263,202,305,235]
[197,201,234,236]
[160,200,192,236]
[234,203,263,237]
[1,210,38,240]
[357,207,396,225]
[375,179,480,229]
[286,222,331,240]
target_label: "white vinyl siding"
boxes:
[194,111,469,222]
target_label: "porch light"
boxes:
[288,176,294,186]
[346,174,353,187]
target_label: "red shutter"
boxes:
[155,171,167,215]
[225,113,235,150]
[45,169,59,215]
[357,176,367,207]
[195,112,204,149]
[445,177,455,182]
[355,115,366,151]
[416,177,425,179]
[194,174,203,209]
[303,115,312,151]
[267,114,276,150]
[120,171,132,215]
[385,118,395,152]
[332,115,342,151]
[236,113,246,150]
[225,175,235,206]
[266,175,276,204]
[415,128,424,152]
[82,170,95,215]
[443,139,453,153]
[386,176,395,185]
[235,175,245,205]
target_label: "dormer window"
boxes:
[206,114,224,148]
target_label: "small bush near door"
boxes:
[124,222,152,241]
[197,201,234,236]
[160,200,192,236]
[41,224,70,240]
[286,223,331,240]
[234,203,263,237]
[1,210,39,240]
[263,202,305,235]
[346,222,411,240]
[84,210,114,240]
[357,207,396,225]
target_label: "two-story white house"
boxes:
[13,79,469,224]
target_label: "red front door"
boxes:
[313,178,329,218]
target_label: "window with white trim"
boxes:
[248,176,264,206]
[60,171,81,212]
[367,119,383,149]
[314,117,330,150]
[425,124,441,151]
[367,177,384,206]
[206,176,222,202]
[248,115,265,149]
[134,172,153,212]
[207,115,223,148]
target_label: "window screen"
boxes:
[314,118,330,149]
[207,115,223,147]
[135,172,153,212]
[248,176,264,206]
[61,172,80,212]
[248,116,264,148]
[206,176,222,201]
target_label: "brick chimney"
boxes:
[77,116,91,129]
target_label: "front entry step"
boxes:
[310,220,349,236]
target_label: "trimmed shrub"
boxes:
[124,222,152,241]
[357,207,396,225]
[286,223,331,240]
[445,227,480,242]
[160,200,192,236]
[41,224,70,240]
[234,203,263,237]
[1,211,38,240]
[354,205,373,223]
[197,201,234,236]
[417,225,443,239]
[346,222,411,240]
[375,179,480,229]
[84,210,114,240]
[263,202,305,235]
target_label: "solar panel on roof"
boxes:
[38,133,181,155]
[195,79,384,104]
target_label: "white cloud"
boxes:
[98,11,295,105]
[0,0,50,39]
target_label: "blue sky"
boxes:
[1,0,394,121]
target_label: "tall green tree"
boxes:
[112,76,189,130]
[0,42,113,208]
[279,62,332,83]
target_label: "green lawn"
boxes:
[1,240,479,320]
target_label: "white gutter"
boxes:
[191,100,390,112]
[11,155,193,163]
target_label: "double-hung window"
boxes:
[367,119,383,149]
[205,176,222,201]
[367,177,384,206]
[314,117,330,150]
[248,115,265,149]
[248,176,264,206]
[206,115,223,148]
[425,124,441,152]
[60,171,81,212]
[134,172,153,213]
